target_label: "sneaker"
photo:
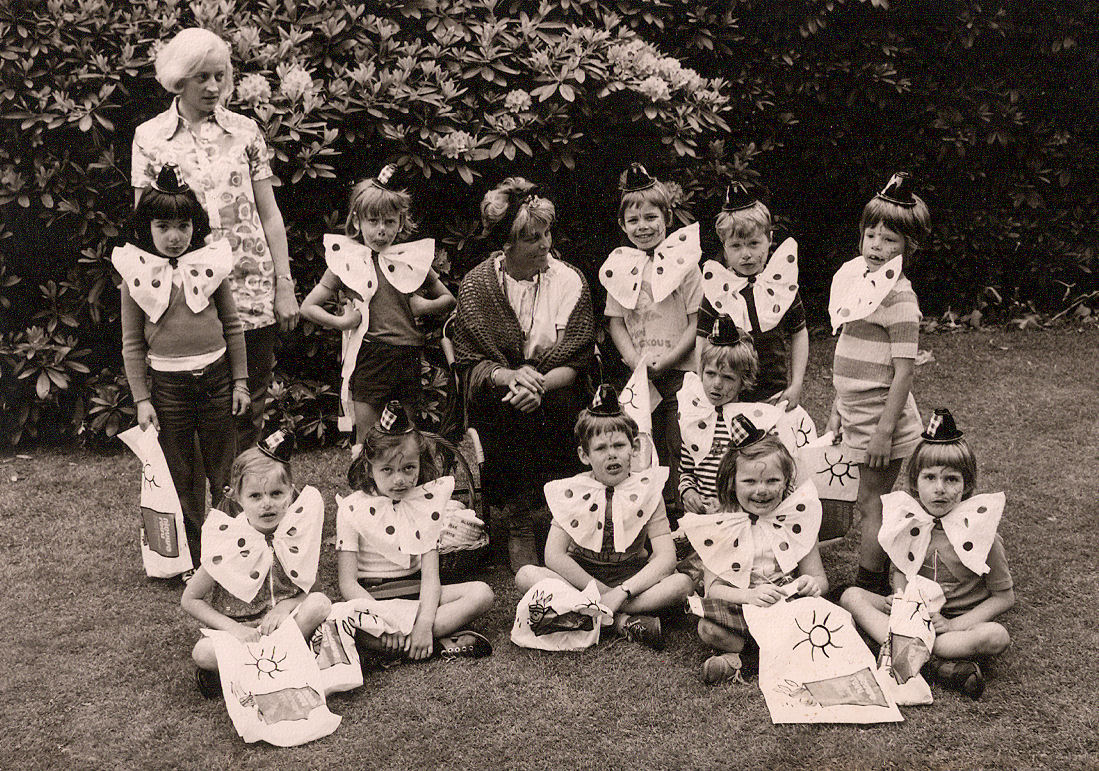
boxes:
[622,614,664,651]
[179,569,196,585]
[195,667,221,699]
[701,652,746,685]
[437,630,493,659]
[932,658,985,700]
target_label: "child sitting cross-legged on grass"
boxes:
[841,409,1014,699]
[516,385,695,651]
[182,433,332,698]
[337,401,495,664]
[679,424,827,685]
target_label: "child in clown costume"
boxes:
[182,431,331,698]
[679,420,827,685]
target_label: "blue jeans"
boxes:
[150,356,236,561]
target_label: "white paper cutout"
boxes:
[619,360,661,469]
[544,468,669,554]
[878,490,1005,578]
[111,240,233,322]
[336,476,454,569]
[877,575,946,705]
[511,578,614,651]
[118,424,194,578]
[599,222,700,309]
[828,254,903,333]
[700,237,799,333]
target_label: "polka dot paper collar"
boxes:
[701,237,799,333]
[111,240,233,323]
[200,485,324,603]
[827,254,903,333]
[878,490,1005,578]
[544,468,669,553]
[679,481,822,589]
[336,477,454,569]
[599,222,700,310]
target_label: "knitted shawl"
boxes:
[452,254,595,392]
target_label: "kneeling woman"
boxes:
[451,178,595,572]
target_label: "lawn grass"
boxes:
[2,327,1097,770]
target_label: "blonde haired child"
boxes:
[517,385,694,650]
[601,163,703,519]
[679,426,827,684]
[337,402,494,662]
[301,166,455,453]
[841,409,1014,698]
[182,436,331,697]
[698,181,808,407]
[827,172,930,595]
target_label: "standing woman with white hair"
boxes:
[131,28,298,448]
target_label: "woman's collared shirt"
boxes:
[132,99,276,331]
[494,254,582,360]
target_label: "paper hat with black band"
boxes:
[588,383,623,417]
[257,428,295,463]
[707,314,744,346]
[152,163,188,194]
[619,162,657,193]
[378,400,414,435]
[722,180,760,212]
[368,163,404,192]
[728,414,768,451]
[921,408,964,443]
[876,172,917,208]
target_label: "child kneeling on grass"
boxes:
[337,401,494,664]
[679,423,827,685]
[841,409,1013,699]
[182,434,331,698]
[516,385,694,650]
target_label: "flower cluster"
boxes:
[504,89,532,113]
[278,65,314,102]
[232,26,262,57]
[490,113,517,134]
[236,73,272,105]
[638,75,671,102]
[437,130,475,159]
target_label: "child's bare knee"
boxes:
[514,565,541,592]
[839,586,865,610]
[697,618,720,645]
[471,581,495,613]
[193,638,217,669]
[981,623,1010,655]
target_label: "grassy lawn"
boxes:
[3,327,1097,770]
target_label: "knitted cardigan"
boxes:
[452,254,595,393]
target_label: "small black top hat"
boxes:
[722,180,760,213]
[588,384,623,417]
[620,163,657,193]
[707,315,743,346]
[378,400,414,435]
[921,408,964,443]
[876,172,917,208]
[369,163,404,192]
[152,164,188,194]
[728,414,767,451]
[257,428,295,463]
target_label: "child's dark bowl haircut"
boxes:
[348,426,440,493]
[906,437,979,500]
[574,409,639,453]
[859,192,931,264]
[130,184,212,254]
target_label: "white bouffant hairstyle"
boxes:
[155,28,233,96]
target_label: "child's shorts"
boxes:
[695,596,750,637]
[836,389,922,464]
[574,556,646,588]
[350,341,422,407]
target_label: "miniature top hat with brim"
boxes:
[876,172,917,208]
[377,400,414,435]
[619,162,657,193]
[368,163,403,192]
[728,414,768,451]
[707,314,743,346]
[152,163,188,194]
[921,408,964,443]
[588,383,623,417]
[257,428,295,463]
[722,180,760,212]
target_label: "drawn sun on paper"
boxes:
[794,418,813,448]
[141,461,161,489]
[792,610,844,660]
[619,382,642,413]
[245,645,288,679]
[818,452,857,488]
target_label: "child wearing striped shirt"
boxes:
[826,172,931,595]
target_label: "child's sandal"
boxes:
[701,653,746,685]
[932,658,985,700]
